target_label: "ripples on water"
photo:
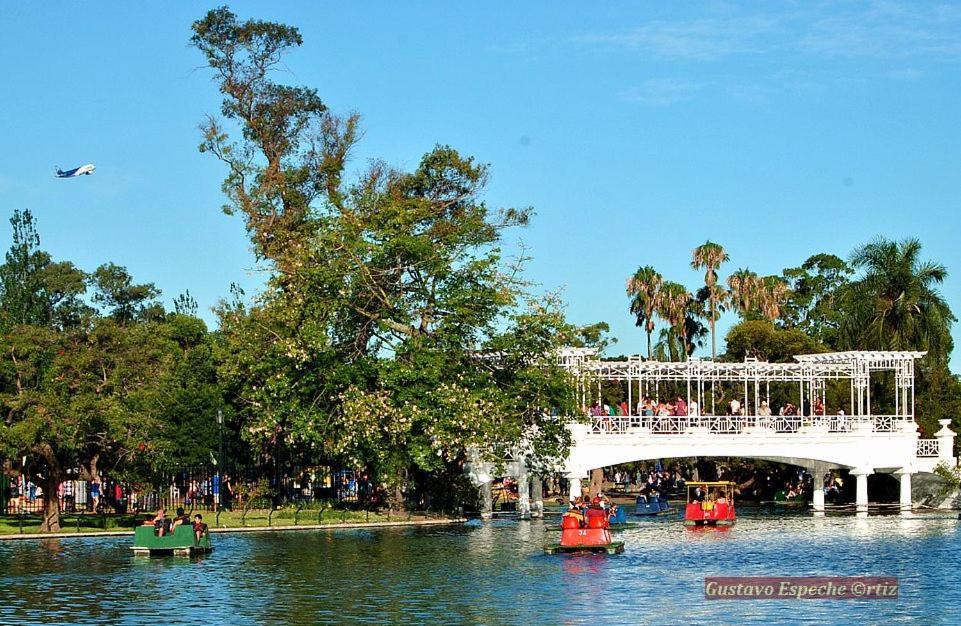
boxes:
[2,510,960,625]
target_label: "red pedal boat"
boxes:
[683,481,737,527]
[545,508,624,554]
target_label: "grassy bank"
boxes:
[0,506,456,536]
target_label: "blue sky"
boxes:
[1,2,959,368]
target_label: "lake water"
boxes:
[2,510,960,625]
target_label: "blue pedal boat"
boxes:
[634,494,675,516]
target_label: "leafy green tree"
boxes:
[90,263,163,324]
[192,8,576,507]
[0,209,89,330]
[0,319,180,530]
[570,321,616,354]
[724,319,825,363]
[626,266,662,358]
[780,253,852,345]
[691,241,729,359]
[173,290,200,317]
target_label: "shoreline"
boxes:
[0,517,467,542]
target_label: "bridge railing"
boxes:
[916,439,941,458]
[586,414,910,435]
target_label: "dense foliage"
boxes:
[0,211,222,530]
[625,238,960,436]
[191,8,581,508]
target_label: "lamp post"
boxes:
[217,409,225,472]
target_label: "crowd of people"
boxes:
[586,396,846,420]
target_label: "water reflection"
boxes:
[1,511,959,625]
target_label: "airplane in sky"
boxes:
[55,164,96,178]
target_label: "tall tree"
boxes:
[656,281,692,360]
[839,238,954,362]
[780,253,853,345]
[691,241,730,359]
[0,210,89,330]
[757,275,789,321]
[627,266,662,359]
[192,8,575,506]
[90,263,163,324]
[727,268,761,319]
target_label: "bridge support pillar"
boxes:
[530,476,544,518]
[806,463,831,516]
[896,469,913,515]
[812,486,825,517]
[517,461,531,520]
[852,468,873,517]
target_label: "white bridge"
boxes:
[555,350,957,517]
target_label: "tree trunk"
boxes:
[39,472,62,533]
[646,330,652,360]
[710,297,717,359]
[589,468,605,497]
[388,468,407,513]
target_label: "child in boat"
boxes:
[148,508,168,536]
[192,514,208,541]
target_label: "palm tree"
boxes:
[758,275,789,321]
[627,266,663,358]
[691,241,730,359]
[841,238,955,361]
[727,268,760,318]
[656,281,693,360]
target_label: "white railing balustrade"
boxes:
[587,414,909,435]
[916,439,941,457]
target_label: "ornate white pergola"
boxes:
[553,348,955,517]
[560,348,924,433]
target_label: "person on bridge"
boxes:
[675,396,688,416]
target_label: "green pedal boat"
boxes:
[132,524,213,556]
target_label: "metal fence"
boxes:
[2,464,379,517]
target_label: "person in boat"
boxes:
[169,507,190,533]
[607,502,619,523]
[701,491,717,513]
[691,486,705,502]
[585,504,609,529]
[192,514,208,541]
[563,505,585,528]
[148,508,169,536]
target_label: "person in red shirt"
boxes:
[585,505,609,529]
